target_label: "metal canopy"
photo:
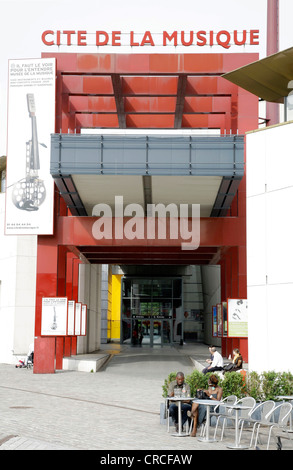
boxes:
[51,133,244,217]
[223,47,293,103]
[42,52,256,222]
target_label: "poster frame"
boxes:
[216,303,223,338]
[41,297,68,336]
[212,305,218,337]
[74,302,82,336]
[227,298,248,338]
[67,300,76,336]
[222,301,228,337]
[81,304,87,336]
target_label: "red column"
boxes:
[34,236,58,373]
[220,88,258,363]
[34,192,70,373]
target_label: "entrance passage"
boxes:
[121,278,182,347]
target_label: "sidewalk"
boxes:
[0,343,290,451]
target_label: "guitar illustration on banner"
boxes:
[12,93,47,211]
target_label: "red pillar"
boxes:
[34,235,59,373]
[34,192,71,373]
[220,87,258,363]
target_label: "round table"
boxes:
[166,396,193,437]
[220,403,252,449]
[191,398,223,443]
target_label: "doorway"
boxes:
[121,277,182,347]
[130,318,172,347]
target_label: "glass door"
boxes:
[121,277,181,346]
[154,320,172,345]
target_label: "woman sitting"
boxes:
[188,374,223,437]
[222,348,243,374]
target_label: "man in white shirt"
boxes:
[202,346,223,374]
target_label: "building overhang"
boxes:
[223,47,293,104]
[50,133,244,218]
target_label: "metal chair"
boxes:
[165,398,171,432]
[253,402,292,450]
[212,395,238,439]
[218,396,256,441]
[192,395,238,439]
[187,414,205,437]
[237,400,276,446]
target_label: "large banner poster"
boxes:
[228,298,248,337]
[5,58,56,235]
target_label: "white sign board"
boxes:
[81,304,87,336]
[41,297,68,336]
[75,302,82,336]
[67,300,75,336]
[5,58,56,235]
[228,298,248,338]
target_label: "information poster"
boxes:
[67,300,75,336]
[222,301,227,337]
[228,298,248,337]
[212,306,217,337]
[41,297,68,336]
[75,302,82,336]
[81,304,87,336]
[217,303,223,337]
[5,58,56,235]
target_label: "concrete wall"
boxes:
[183,265,204,342]
[201,265,221,347]
[78,263,102,353]
[246,121,293,373]
[0,193,37,364]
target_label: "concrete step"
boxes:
[62,352,110,373]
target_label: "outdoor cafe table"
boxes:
[166,396,194,437]
[220,403,252,449]
[276,396,293,433]
[191,398,223,443]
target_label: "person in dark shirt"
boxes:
[223,348,243,373]
[167,372,191,432]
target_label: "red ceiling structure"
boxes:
[34,53,259,372]
[42,52,258,134]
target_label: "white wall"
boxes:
[246,121,293,373]
[0,193,37,364]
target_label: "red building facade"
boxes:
[34,52,258,373]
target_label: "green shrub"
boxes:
[260,371,293,401]
[261,371,282,401]
[246,371,262,401]
[221,372,247,399]
[162,372,177,398]
[162,369,293,401]
[278,371,293,396]
[185,369,210,396]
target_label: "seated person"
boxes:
[202,346,223,374]
[223,348,243,373]
[167,372,191,432]
[188,374,223,437]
